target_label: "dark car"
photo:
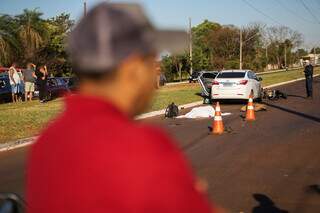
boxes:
[35,77,70,100]
[188,72,200,83]
[61,76,79,91]
[0,73,12,103]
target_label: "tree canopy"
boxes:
[161,20,305,81]
[0,9,74,76]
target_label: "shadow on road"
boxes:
[286,94,305,99]
[307,185,320,195]
[195,93,248,105]
[262,102,320,123]
[252,193,289,213]
[195,92,204,97]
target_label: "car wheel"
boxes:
[255,88,263,102]
[203,97,211,104]
[255,97,262,103]
[47,92,52,101]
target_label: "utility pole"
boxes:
[284,45,287,69]
[189,17,193,75]
[240,28,243,70]
[84,1,87,17]
[265,44,268,70]
[314,46,317,65]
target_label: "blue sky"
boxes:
[1,0,320,48]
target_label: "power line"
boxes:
[299,0,320,24]
[276,0,319,25]
[242,0,283,25]
[311,0,320,11]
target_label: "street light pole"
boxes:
[265,44,268,70]
[84,1,87,17]
[314,46,317,65]
[240,29,243,70]
[284,45,287,69]
[189,17,193,75]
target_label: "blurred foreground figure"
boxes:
[26,3,219,213]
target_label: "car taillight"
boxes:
[212,80,219,85]
[239,80,248,85]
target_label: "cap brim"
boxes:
[153,30,189,55]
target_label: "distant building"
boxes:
[301,54,319,66]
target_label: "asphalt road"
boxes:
[1,77,320,213]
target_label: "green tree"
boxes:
[192,20,221,71]
[16,9,48,62]
[296,48,308,56]
[38,13,74,76]
[0,9,74,76]
[0,15,20,66]
[310,47,320,54]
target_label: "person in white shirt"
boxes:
[8,63,21,103]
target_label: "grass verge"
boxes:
[260,67,320,87]
[0,67,318,143]
[0,100,62,143]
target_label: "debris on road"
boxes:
[164,102,179,118]
[241,103,267,112]
[177,105,231,119]
[263,89,287,100]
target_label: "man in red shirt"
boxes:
[26,3,220,213]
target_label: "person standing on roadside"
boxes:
[24,63,37,101]
[17,68,25,101]
[26,3,225,213]
[8,63,21,103]
[304,60,313,99]
[37,65,48,103]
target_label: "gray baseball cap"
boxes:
[68,2,188,73]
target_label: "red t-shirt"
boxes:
[26,95,214,213]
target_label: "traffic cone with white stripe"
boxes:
[246,91,256,121]
[212,102,224,134]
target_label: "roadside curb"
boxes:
[0,137,37,153]
[165,81,189,86]
[1,75,318,152]
[136,101,203,120]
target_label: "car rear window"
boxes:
[217,72,245,78]
[202,73,217,79]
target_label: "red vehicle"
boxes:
[0,67,9,73]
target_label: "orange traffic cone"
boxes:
[212,102,224,134]
[246,91,256,121]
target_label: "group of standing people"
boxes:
[8,63,48,103]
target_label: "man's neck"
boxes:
[78,84,135,118]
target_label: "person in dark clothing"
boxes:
[37,65,48,103]
[304,60,313,99]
